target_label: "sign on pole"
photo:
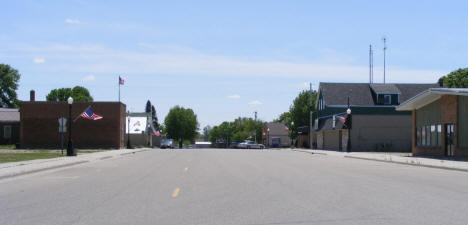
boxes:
[58,117,67,133]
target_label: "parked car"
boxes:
[239,141,264,149]
[160,139,174,149]
[229,141,240,148]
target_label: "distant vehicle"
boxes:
[229,141,240,148]
[160,139,174,149]
[239,141,264,149]
[214,139,227,148]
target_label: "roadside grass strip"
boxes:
[0,152,63,163]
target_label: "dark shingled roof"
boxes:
[319,82,440,106]
[265,122,289,136]
[370,84,401,94]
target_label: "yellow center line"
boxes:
[184,167,189,172]
[172,188,180,198]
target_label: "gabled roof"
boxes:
[319,83,374,106]
[265,122,289,136]
[0,108,20,122]
[397,88,468,111]
[319,82,439,106]
[370,84,401,94]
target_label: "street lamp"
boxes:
[291,121,294,148]
[127,110,132,149]
[67,96,75,156]
[346,107,351,152]
[267,128,270,148]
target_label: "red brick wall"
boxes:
[20,101,126,149]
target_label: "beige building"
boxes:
[262,122,291,148]
[313,82,439,152]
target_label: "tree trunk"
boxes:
[179,139,183,148]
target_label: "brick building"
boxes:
[20,96,126,149]
[397,88,468,157]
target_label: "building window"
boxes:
[427,126,431,146]
[431,125,437,146]
[3,125,11,139]
[417,127,421,146]
[421,127,426,146]
[417,124,442,147]
[384,95,391,105]
[437,124,442,146]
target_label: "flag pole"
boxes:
[118,76,121,103]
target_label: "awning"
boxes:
[397,88,468,111]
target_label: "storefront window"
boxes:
[431,125,437,146]
[417,127,421,146]
[437,125,440,146]
[421,126,426,146]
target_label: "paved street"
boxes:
[2,149,468,225]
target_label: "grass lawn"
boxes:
[0,150,103,163]
[0,145,16,149]
[0,152,63,163]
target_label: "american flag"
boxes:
[285,126,289,131]
[336,116,346,124]
[119,76,124,85]
[81,107,103,120]
[153,129,161,137]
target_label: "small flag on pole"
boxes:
[119,76,124,85]
[285,126,289,131]
[80,107,103,120]
[153,129,161,137]
[336,116,346,124]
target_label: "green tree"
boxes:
[209,117,264,146]
[164,105,199,148]
[71,86,93,102]
[443,68,468,88]
[202,125,211,141]
[46,86,93,102]
[0,64,20,108]
[288,90,317,138]
[145,100,159,130]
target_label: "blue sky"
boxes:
[1,0,467,128]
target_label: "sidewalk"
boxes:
[295,149,468,172]
[0,148,148,180]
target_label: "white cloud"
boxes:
[19,43,446,83]
[249,100,262,105]
[227,94,240,99]
[82,74,95,81]
[33,57,45,64]
[65,18,81,24]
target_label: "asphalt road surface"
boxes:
[2,149,468,225]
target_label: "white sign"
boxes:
[126,117,147,134]
[58,117,67,133]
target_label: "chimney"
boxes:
[438,78,444,87]
[30,90,35,101]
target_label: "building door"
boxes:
[445,124,455,157]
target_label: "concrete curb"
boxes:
[343,155,468,172]
[0,148,148,180]
[294,149,468,173]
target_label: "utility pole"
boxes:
[309,83,313,149]
[383,37,387,84]
[254,111,257,143]
[369,45,373,84]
